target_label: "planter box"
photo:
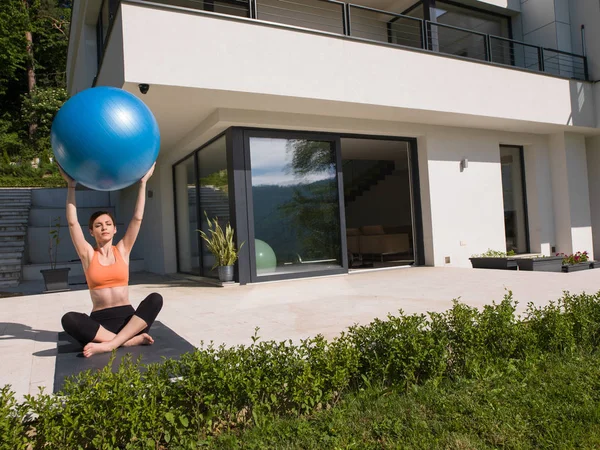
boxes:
[40,267,71,292]
[470,257,517,270]
[516,256,563,272]
[562,262,592,273]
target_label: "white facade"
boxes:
[66,0,600,279]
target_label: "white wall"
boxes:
[523,140,555,255]
[518,0,571,52]
[145,105,600,274]
[119,4,596,129]
[569,0,600,80]
[549,132,594,258]
[95,10,125,89]
[587,136,600,259]
[420,130,507,267]
[70,23,99,94]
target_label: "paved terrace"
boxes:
[1,267,599,400]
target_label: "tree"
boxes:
[0,0,71,162]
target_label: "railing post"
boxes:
[485,35,492,62]
[252,0,258,20]
[538,47,545,72]
[583,56,589,81]
[423,20,429,50]
[345,4,352,36]
[420,19,427,50]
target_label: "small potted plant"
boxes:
[197,212,244,283]
[469,249,517,270]
[559,251,592,273]
[40,216,71,292]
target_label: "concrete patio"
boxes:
[1,266,599,401]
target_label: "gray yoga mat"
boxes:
[53,321,195,393]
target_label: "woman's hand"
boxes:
[140,162,156,184]
[58,165,77,188]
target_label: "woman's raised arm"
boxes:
[59,167,93,264]
[118,163,156,255]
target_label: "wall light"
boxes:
[460,158,469,171]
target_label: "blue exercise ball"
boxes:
[51,86,160,191]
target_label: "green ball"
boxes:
[255,239,277,273]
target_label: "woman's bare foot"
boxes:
[123,333,154,347]
[82,334,154,357]
[83,341,115,357]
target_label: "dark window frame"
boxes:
[242,128,348,283]
[172,131,229,277]
[173,128,425,284]
[499,145,530,254]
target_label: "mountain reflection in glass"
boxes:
[250,137,342,276]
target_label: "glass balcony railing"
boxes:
[107,0,590,81]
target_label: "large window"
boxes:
[500,146,528,254]
[174,156,199,274]
[248,135,343,278]
[173,135,229,277]
[428,1,511,63]
[197,136,229,278]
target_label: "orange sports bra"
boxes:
[85,246,129,290]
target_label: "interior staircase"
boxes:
[344,161,396,204]
[188,186,230,224]
[0,188,32,287]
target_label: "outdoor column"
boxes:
[523,141,555,255]
[174,163,192,273]
[416,136,435,266]
[417,132,506,267]
[586,136,600,259]
[548,132,594,259]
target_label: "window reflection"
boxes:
[250,137,342,277]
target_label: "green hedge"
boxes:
[0,163,66,188]
[2,291,600,449]
[0,176,65,187]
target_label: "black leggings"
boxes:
[61,293,163,346]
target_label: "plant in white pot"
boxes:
[197,212,243,282]
[40,216,70,292]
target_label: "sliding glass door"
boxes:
[246,131,345,280]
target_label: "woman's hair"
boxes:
[88,211,116,230]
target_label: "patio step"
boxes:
[0,230,27,239]
[0,250,24,258]
[0,217,29,224]
[0,278,19,288]
[0,224,27,232]
[0,189,31,287]
[0,270,20,280]
[0,260,21,272]
[0,241,25,249]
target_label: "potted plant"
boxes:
[515,254,564,272]
[559,251,593,273]
[469,249,517,270]
[40,216,71,292]
[197,212,244,283]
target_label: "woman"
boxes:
[59,164,163,357]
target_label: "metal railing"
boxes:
[117,0,589,81]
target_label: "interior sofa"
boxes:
[346,225,411,261]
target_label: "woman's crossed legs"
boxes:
[61,292,163,357]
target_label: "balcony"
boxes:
[102,0,588,81]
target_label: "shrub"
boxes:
[2,291,600,447]
[558,251,589,265]
[471,249,516,258]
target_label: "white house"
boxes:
[66,0,600,284]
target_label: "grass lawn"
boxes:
[213,352,600,449]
